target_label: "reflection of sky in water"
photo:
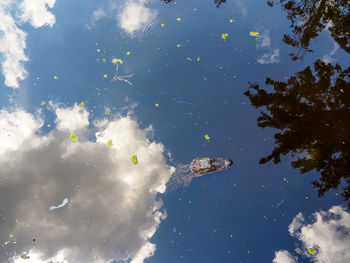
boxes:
[0,0,349,263]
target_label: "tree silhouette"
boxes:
[267,0,350,60]
[244,60,350,203]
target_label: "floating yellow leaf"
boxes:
[340,89,344,92]
[161,23,166,27]
[54,76,59,79]
[126,51,131,55]
[155,103,159,107]
[204,134,210,140]
[308,248,316,254]
[41,100,45,106]
[21,254,30,259]
[222,33,228,39]
[79,102,84,107]
[104,74,108,78]
[70,133,77,142]
[9,234,13,238]
[176,18,181,21]
[11,240,16,244]
[197,56,200,61]
[186,57,192,61]
[131,155,138,164]
[112,58,123,64]
[250,31,260,36]
[102,58,106,62]
[107,140,113,146]
[105,110,110,115]
[146,0,150,3]
[4,241,9,245]
[177,44,182,47]
[97,49,101,52]
[230,19,235,23]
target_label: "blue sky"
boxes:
[0,0,349,263]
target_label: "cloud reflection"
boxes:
[117,0,158,36]
[257,48,280,64]
[88,0,158,36]
[0,104,175,263]
[0,0,56,89]
[273,205,350,263]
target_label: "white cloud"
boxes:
[236,0,248,17]
[254,28,280,64]
[92,8,106,21]
[321,41,339,64]
[0,10,28,88]
[86,7,106,30]
[52,102,89,132]
[272,250,298,263]
[288,212,304,235]
[257,30,271,49]
[257,48,280,64]
[87,0,158,36]
[0,0,56,89]
[117,0,158,36]
[274,206,350,263]
[325,20,334,31]
[0,105,175,263]
[20,0,56,28]
[0,108,43,158]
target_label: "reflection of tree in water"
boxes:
[161,0,227,8]
[244,0,350,203]
[267,0,350,60]
[244,60,350,203]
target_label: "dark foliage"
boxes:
[267,0,350,60]
[244,60,350,203]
